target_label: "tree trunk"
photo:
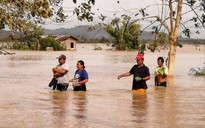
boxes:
[36,39,40,51]
[167,0,182,77]
[168,36,177,76]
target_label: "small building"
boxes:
[55,35,78,50]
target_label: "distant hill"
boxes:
[43,25,110,39]
[1,25,204,43]
[43,25,156,41]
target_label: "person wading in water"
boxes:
[117,54,150,93]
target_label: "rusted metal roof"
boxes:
[55,35,78,42]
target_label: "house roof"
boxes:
[55,35,78,42]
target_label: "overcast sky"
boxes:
[43,0,204,39]
[44,0,162,28]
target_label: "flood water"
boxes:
[0,44,205,128]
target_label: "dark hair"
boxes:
[157,57,164,63]
[58,54,66,59]
[78,60,85,69]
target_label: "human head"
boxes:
[58,54,66,64]
[136,54,144,65]
[157,57,164,67]
[77,60,85,70]
[58,54,66,60]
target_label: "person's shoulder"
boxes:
[155,66,160,68]
[82,69,88,78]
[62,63,70,67]
[132,64,138,67]
[61,63,70,70]
[143,65,150,72]
[163,65,168,69]
[64,63,69,66]
[143,64,149,68]
[79,69,87,73]
[83,69,88,73]
[130,64,137,70]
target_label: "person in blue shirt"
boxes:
[71,60,89,91]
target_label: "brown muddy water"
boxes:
[0,44,205,128]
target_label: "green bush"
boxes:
[12,41,36,50]
[39,36,66,51]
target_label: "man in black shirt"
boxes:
[117,54,150,93]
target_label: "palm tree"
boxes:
[105,16,141,50]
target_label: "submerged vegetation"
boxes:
[189,64,205,76]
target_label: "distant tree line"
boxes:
[76,35,110,44]
[178,39,205,45]
[0,35,65,51]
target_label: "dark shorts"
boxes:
[56,83,69,91]
[74,84,86,91]
[156,82,167,87]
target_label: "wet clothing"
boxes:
[156,82,167,87]
[73,69,88,91]
[132,89,146,93]
[56,64,70,84]
[56,63,70,91]
[129,64,150,90]
[155,65,168,87]
[57,83,69,91]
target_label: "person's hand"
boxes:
[52,68,56,73]
[135,77,142,81]
[72,83,80,88]
[72,80,80,88]
[72,84,80,88]
[117,75,122,80]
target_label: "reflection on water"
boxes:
[50,91,69,127]
[72,92,88,127]
[132,93,148,127]
[0,44,205,128]
[47,91,88,128]
[151,86,179,128]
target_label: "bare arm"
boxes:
[77,79,88,85]
[142,75,150,81]
[117,72,131,79]
[53,72,63,77]
[69,78,75,82]
[73,79,88,88]
[162,73,167,78]
[53,67,67,77]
